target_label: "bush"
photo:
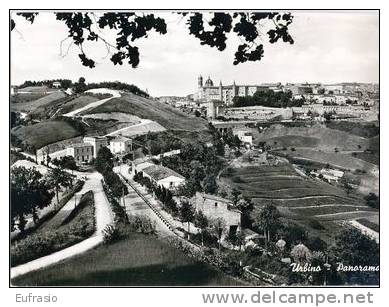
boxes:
[308,219,325,230]
[364,193,379,209]
[127,215,156,234]
[102,224,121,244]
[11,189,94,267]
[102,181,128,224]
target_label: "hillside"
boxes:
[255,124,370,151]
[11,119,82,150]
[82,92,208,131]
[11,91,67,113]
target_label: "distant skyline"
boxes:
[11,11,379,96]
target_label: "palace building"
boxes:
[194,75,281,106]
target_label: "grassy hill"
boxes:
[12,232,242,286]
[83,92,208,131]
[57,95,100,115]
[11,119,83,150]
[11,91,67,113]
[255,124,369,151]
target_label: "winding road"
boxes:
[11,171,114,279]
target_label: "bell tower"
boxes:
[219,80,223,102]
[198,75,203,88]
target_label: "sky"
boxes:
[11,11,379,97]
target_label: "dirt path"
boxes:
[349,220,379,243]
[314,211,378,221]
[62,88,121,117]
[287,204,370,209]
[113,165,176,238]
[11,172,114,279]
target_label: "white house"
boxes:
[52,81,61,88]
[233,129,253,145]
[109,136,133,154]
[66,143,94,163]
[194,192,241,236]
[320,168,344,183]
[83,136,109,158]
[141,164,186,190]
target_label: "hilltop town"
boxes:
[9,75,379,286]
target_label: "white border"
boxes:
[2,1,386,306]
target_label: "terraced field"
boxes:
[219,162,374,220]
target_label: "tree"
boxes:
[194,210,209,247]
[179,200,195,240]
[52,155,78,171]
[11,12,294,68]
[46,167,74,206]
[231,188,242,206]
[291,243,312,263]
[226,229,245,250]
[212,217,226,251]
[11,166,54,231]
[201,174,218,194]
[94,146,114,173]
[255,204,280,248]
[74,77,87,94]
[333,228,379,267]
[331,228,379,285]
[364,193,379,209]
[237,197,253,228]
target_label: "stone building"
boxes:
[66,143,94,163]
[194,192,241,236]
[109,136,133,155]
[194,75,281,106]
[83,136,109,158]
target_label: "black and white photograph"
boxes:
[9,9,380,289]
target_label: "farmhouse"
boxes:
[311,168,344,183]
[141,164,186,189]
[83,136,109,158]
[66,143,94,163]
[109,136,133,154]
[233,129,253,145]
[194,192,241,235]
[319,168,344,183]
[52,81,61,88]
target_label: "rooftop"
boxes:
[68,143,93,148]
[84,135,108,140]
[143,164,185,181]
[110,135,132,143]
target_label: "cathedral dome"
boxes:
[204,76,214,87]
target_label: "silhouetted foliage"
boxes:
[11,12,294,68]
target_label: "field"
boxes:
[10,91,67,113]
[83,93,209,131]
[11,232,242,286]
[11,119,82,150]
[287,148,376,171]
[255,123,370,151]
[11,93,48,104]
[255,122,379,196]
[58,95,100,114]
[325,121,379,138]
[220,163,360,207]
[219,161,378,242]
